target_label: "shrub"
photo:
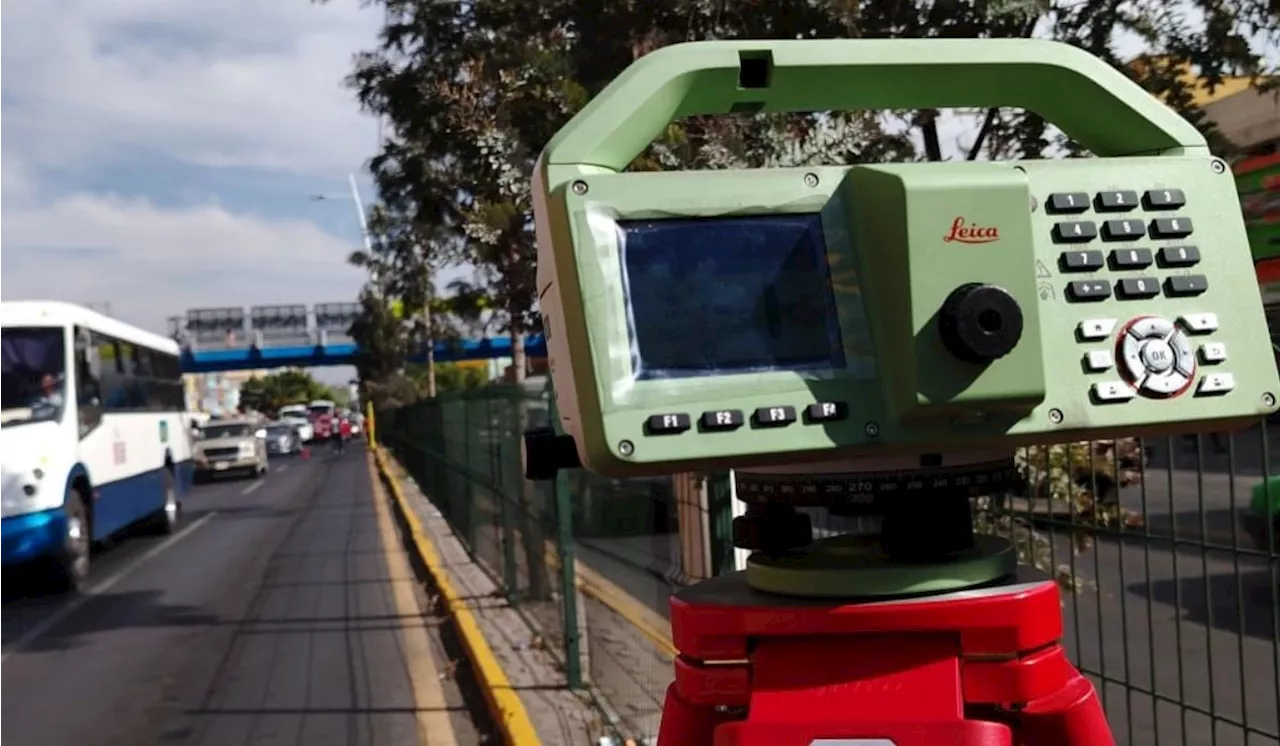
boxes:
[975,439,1147,592]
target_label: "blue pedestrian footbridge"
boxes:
[180,335,548,373]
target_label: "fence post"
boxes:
[460,395,475,544]
[500,387,520,600]
[546,379,582,689]
[704,471,736,577]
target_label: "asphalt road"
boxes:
[1,443,479,746]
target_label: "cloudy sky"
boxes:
[2,0,384,353]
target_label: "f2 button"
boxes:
[701,409,744,431]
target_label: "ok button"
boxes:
[1140,338,1175,373]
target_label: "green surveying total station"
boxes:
[526,39,1276,743]
[526,38,1277,599]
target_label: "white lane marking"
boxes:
[1,511,217,662]
[241,480,264,495]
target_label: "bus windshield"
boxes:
[1,327,68,427]
[308,403,334,418]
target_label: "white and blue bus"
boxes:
[2,301,195,592]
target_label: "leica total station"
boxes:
[522,39,1279,746]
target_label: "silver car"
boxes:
[194,418,269,481]
[264,422,303,456]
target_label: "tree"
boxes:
[406,361,489,394]
[350,201,499,397]
[348,285,415,412]
[238,370,333,415]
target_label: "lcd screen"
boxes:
[618,214,846,379]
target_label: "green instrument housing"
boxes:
[533,39,1280,480]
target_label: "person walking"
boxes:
[335,416,352,455]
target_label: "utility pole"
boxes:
[423,294,437,398]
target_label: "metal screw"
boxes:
[1211,159,1227,174]
[1048,408,1064,424]
[863,421,880,437]
[1264,393,1276,408]
[618,440,634,456]
[572,180,589,195]
[803,172,819,188]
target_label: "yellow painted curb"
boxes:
[371,447,542,746]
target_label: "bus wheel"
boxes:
[148,469,181,535]
[52,490,91,593]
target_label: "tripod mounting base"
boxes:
[658,567,1115,746]
[746,534,1018,598]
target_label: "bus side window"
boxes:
[75,326,104,436]
[96,335,131,411]
[130,345,154,410]
[118,341,147,410]
[147,350,183,411]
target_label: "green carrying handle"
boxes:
[542,39,1208,172]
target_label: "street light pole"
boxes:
[348,172,375,257]
[313,173,379,288]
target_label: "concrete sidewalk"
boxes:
[374,449,607,745]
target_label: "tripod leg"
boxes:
[657,681,720,746]
[1017,671,1115,746]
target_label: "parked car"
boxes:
[194,418,269,481]
[264,422,303,457]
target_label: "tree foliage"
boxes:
[239,370,335,415]
[407,362,489,394]
[348,286,411,411]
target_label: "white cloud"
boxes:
[1,0,381,175]
[1,192,364,334]
[0,0,377,341]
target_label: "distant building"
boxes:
[1191,77,1279,156]
[183,369,261,415]
[1129,56,1278,155]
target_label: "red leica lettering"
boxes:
[942,217,1000,244]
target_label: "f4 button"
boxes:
[805,402,847,423]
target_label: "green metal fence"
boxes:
[377,384,581,686]
[991,428,1280,746]
[379,382,1280,746]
